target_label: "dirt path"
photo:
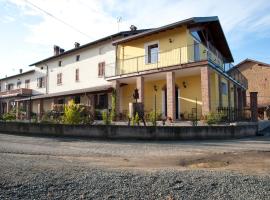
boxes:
[0,133,270,174]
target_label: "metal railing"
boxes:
[105,42,247,88]
[217,107,251,122]
[0,88,32,97]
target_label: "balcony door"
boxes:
[194,41,200,61]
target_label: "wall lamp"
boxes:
[182,81,187,88]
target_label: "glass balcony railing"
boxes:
[105,43,247,89]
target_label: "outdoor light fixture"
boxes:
[153,85,158,92]
[182,81,187,88]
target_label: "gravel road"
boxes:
[0,133,270,199]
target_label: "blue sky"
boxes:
[0,0,270,78]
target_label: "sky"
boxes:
[0,0,270,78]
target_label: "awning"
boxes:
[16,85,112,101]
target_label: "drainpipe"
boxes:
[44,64,49,94]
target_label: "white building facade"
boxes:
[4,29,148,120]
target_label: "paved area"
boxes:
[0,133,270,199]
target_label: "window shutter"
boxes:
[102,62,105,76]
[37,78,39,88]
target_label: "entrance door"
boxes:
[162,86,180,119]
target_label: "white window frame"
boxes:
[144,41,159,64]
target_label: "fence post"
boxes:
[250,92,258,122]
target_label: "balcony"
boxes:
[0,88,32,98]
[105,43,247,89]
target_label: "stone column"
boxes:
[166,71,176,121]
[16,101,19,120]
[112,80,120,118]
[136,76,144,103]
[37,99,44,121]
[250,92,258,122]
[200,66,211,116]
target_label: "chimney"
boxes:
[19,69,23,74]
[54,45,60,56]
[130,25,137,31]
[59,48,65,54]
[74,42,80,48]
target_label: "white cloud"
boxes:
[7,0,270,48]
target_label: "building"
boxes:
[14,29,148,120]
[106,16,248,121]
[1,16,249,122]
[0,69,45,119]
[229,58,270,108]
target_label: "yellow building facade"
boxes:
[107,17,247,121]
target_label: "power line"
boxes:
[24,0,92,39]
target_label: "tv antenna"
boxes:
[117,17,122,32]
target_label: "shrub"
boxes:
[131,112,140,126]
[40,111,56,124]
[206,112,226,125]
[148,110,162,126]
[102,111,111,125]
[62,100,83,125]
[2,112,16,121]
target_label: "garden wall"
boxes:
[0,122,258,140]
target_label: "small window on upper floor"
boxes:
[17,81,21,89]
[25,79,30,89]
[98,62,105,77]
[58,61,62,67]
[37,77,45,88]
[75,68,79,82]
[57,73,62,85]
[145,43,159,64]
[76,55,80,62]
[221,82,228,95]
[99,47,105,55]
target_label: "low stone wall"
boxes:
[0,122,258,140]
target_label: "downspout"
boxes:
[45,64,49,94]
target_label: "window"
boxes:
[17,81,21,89]
[221,82,228,95]
[76,55,80,61]
[75,69,79,81]
[57,73,62,85]
[58,61,62,67]
[74,96,80,104]
[37,77,45,88]
[25,79,30,89]
[98,62,105,77]
[58,99,64,104]
[7,84,14,91]
[95,93,108,109]
[146,43,159,64]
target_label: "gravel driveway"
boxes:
[0,133,270,199]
